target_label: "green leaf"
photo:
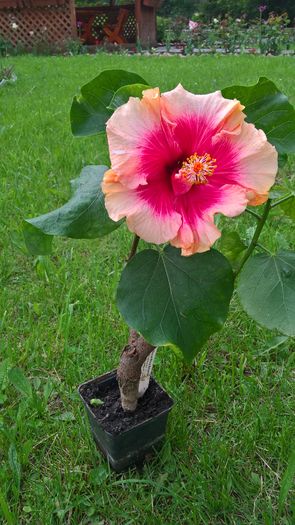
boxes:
[262,335,289,353]
[269,186,290,200]
[54,411,76,421]
[108,83,150,110]
[34,255,55,282]
[278,153,288,168]
[222,77,295,154]
[0,492,15,525]
[279,193,295,220]
[70,69,148,136]
[90,398,104,406]
[23,222,53,256]
[237,251,295,337]
[218,230,247,269]
[0,394,7,404]
[117,246,234,361]
[89,465,109,484]
[8,367,32,398]
[23,166,121,255]
[0,358,10,392]
[8,444,21,489]
[279,448,295,512]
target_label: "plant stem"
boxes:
[245,207,262,220]
[119,234,155,412]
[270,193,293,208]
[127,234,140,261]
[117,330,155,412]
[234,199,271,278]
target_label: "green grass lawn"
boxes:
[1,54,295,524]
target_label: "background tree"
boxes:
[159,0,295,21]
[200,0,295,20]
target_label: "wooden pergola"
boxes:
[0,0,162,49]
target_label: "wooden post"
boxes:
[135,0,157,47]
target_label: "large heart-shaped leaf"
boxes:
[70,70,148,136]
[218,230,247,270]
[108,83,150,110]
[279,193,295,220]
[222,77,295,155]
[117,246,234,361]
[237,251,295,336]
[23,165,121,255]
[23,222,53,256]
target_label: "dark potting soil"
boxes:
[79,374,173,435]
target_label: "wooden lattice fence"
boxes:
[0,0,161,49]
[0,0,76,48]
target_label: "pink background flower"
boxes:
[102,86,277,256]
[188,20,199,31]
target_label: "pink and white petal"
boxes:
[104,185,142,223]
[189,216,221,254]
[227,122,278,194]
[246,190,269,206]
[102,169,142,221]
[127,205,182,244]
[171,215,221,256]
[161,84,245,136]
[170,183,248,256]
[141,87,161,117]
[102,169,182,242]
[102,169,121,194]
[221,100,246,135]
[205,183,249,217]
[106,88,161,189]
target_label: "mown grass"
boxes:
[0,54,295,525]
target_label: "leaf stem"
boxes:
[270,193,293,208]
[234,199,271,278]
[256,243,273,255]
[127,234,140,261]
[245,207,262,220]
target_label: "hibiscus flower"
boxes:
[102,86,277,255]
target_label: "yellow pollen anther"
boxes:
[178,153,217,185]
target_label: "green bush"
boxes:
[0,36,13,57]
[156,16,170,42]
[159,0,198,18]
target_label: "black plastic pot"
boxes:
[78,370,174,472]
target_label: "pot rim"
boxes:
[78,369,174,437]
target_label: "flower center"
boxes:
[177,153,217,185]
